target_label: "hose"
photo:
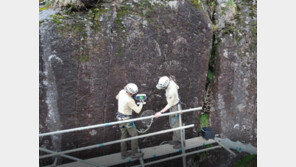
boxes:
[136,117,154,134]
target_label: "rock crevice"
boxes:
[201,0,257,146]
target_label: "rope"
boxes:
[136,110,155,134]
[117,112,154,134]
[136,117,154,134]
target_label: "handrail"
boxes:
[39,124,194,159]
[39,148,104,167]
[39,107,204,167]
[39,107,202,137]
[130,146,222,167]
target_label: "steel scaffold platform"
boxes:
[54,137,216,167]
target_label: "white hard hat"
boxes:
[125,83,138,95]
[156,76,170,90]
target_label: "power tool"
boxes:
[135,94,147,105]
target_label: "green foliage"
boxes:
[199,151,207,159]
[115,43,124,57]
[206,0,216,6]
[227,0,236,8]
[135,0,155,17]
[87,7,109,32]
[114,1,156,40]
[39,6,50,12]
[199,113,209,131]
[210,2,216,6]
[50,13,90,63]
[115,5,131,34]
[207,70,213,81]
[39,0,53,12]
[233,155,257,167]
[222,25,235,35]
[212,24,218,31]
[189,0,203,12]
[79,54,90,62]
[198,144,214,160]
[190,0,202,6]
[88,7,108,18]
[50,14,66,25]
[39,20,44,26]
[117,8,129,20]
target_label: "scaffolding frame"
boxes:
[39,107,229,167]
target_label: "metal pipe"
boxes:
[40,124,195,159]
[139,157,145,167]
[179,113,186,167]
[39,107,202,137]
[215,140,236,156]
[39,148,103,167]
[131,146,222,167]
[53,157,58,166]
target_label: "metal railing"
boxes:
[39,107,202,137]
[39,107,217,167]
[40,124,194,159]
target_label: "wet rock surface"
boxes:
[39,0,212,164]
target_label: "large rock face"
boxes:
[39,0,212,163]
[209,0,257,145]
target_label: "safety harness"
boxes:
[169,114,178,126]
[169,101,182,126]
[116,112,135,128]
[116,112,153,133]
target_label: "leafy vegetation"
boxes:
[227,0,236,8]
[51,14,66,25]
[39,6,50,12]
[233,154,257,167]
[39,0,53,12]
[199,113,209,131]
[207,70,213,81]
[207,0,217,6]
[189,0,203,11]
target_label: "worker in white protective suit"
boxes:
[154,76,183,149]
[116,83,144,159]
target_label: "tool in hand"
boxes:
[135,94,147,105]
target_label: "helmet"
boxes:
[156,76,170,90]
[125,83,138,95]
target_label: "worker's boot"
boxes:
[121,151,132,159]
[131,152,144,158]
